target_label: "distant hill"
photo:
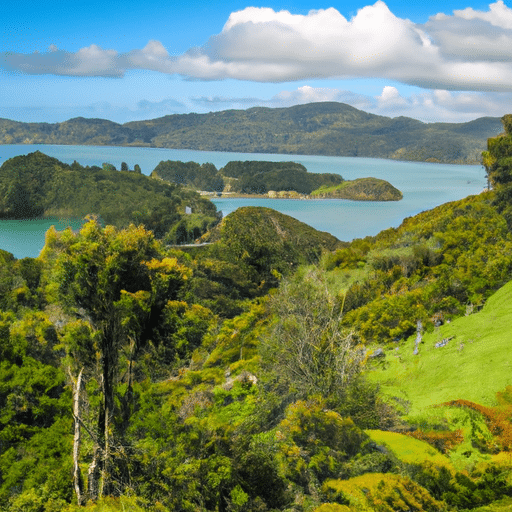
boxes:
[0,102,503,164]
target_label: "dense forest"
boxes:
[3,117,512,511]
[0,151,221,245]
[0,102,503,164]
[152,160,400,199]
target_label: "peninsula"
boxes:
[152,159,403,201]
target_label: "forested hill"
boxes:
[0,151,220,244]
[0,102,503,164]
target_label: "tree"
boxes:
[120,162,129,172]
[133,164,142,174]
[102,162,116,172]
[260,269,365,403]
[485,114,512,227]
[46,218,191,502]
[4,170,44,218]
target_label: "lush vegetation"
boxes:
[0,151,220,243]
[0,102,503,163]
[152,161,225,192]
[153,159,400,200]
[311,178,403,201]
[152,159,343,195]
[218,161,342,195]
[3,116,512,511]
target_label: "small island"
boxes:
[152,160,403,201]
[311,177,403,201]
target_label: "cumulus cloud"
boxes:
[3,1,512,91]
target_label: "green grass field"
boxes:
[368,279,512,415]
[365,430,454,470]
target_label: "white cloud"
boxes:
[424,2,512,63]
[168,1,512,90]
[377,86,408,106]
[2,45,123,77]
[3,1,512,92]
[453,0,512,28]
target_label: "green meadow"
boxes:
[369,279,512,414]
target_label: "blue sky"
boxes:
[3,0,512,124]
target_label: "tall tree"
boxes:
[45,218,191,502]
[485,114,512,227]
[260,269,365,403]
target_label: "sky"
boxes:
[3,0,512,124]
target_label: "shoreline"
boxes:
[200,192,402,202]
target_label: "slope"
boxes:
[368,278,512,414]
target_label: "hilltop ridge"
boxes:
[0,102,503,164]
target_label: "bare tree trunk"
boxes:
[100,327,116,498]
[72,368,85,506]
[87,447,101,502]
[101,403,111,497]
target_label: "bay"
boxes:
[0,144,486,258]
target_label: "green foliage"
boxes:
[164,213,219,245]
[153,159,344,196]
[220,160,342,195]
[42,219,194,500]
[322,473,447,511]
[152,160,224,192]
[0,103,502,163]
[339,193,512,343]
[277,399,368,487]
[261,269,364,403]
[311,177,402,201]
[207,206,341,290]
[0,308,71,509]
[0,152,219,242]
[0,253,45,311]
[485,114,512,227]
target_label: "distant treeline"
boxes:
[0,101,503,163]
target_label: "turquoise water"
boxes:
[0,144,486,258]
[0,217,83,259]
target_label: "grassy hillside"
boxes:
[0,102,503,163]
[368,279,512,413]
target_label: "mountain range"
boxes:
[0,102,503,164]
